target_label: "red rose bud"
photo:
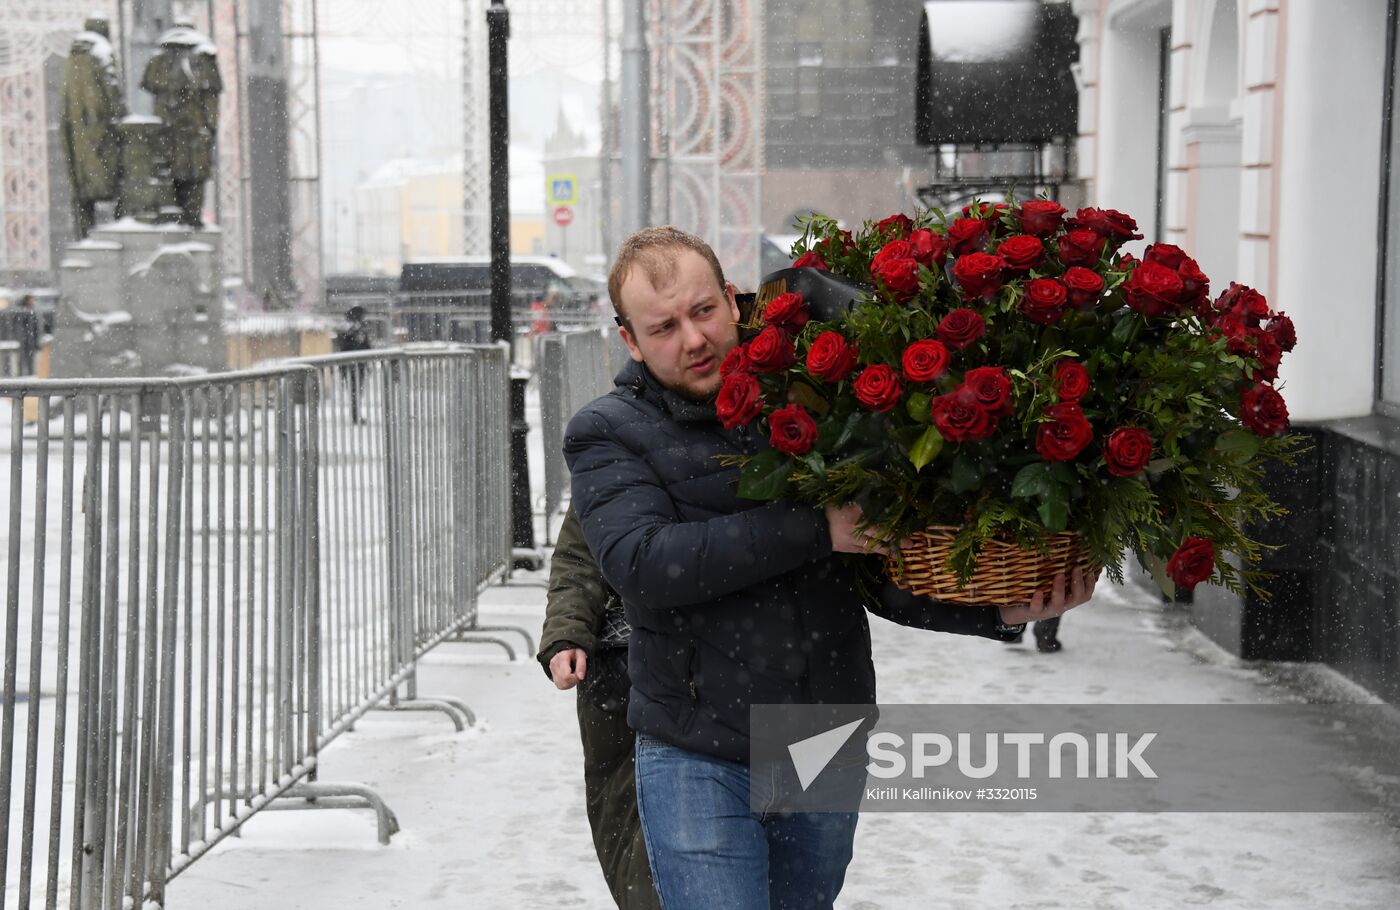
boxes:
[747,325,796,372]
[768,403,819,456]
[1267,313,1297,352]
[947,217,991,256]
[719,344,750,377]
[1124,261,1185,318]
[1240,382,1290,437]
[1035,402,1094,462]
[715,372,763,430]
[901,339,951,383]
[876,213,914,238]
[996,234,1047,273]
[1021,277,1069,325]
[1252,331,1283,382]
[764,291,809,330]
[1143,242,1189,270]
[793,250,828,270]
[931,386,995,442]
[1104,427,1153,477]
[1058,229,1106,268]
[806,331,859,382]
[1069,207,1143,248]
[936,308,986,350]
[1166,536,1216,590]
[1062,266,1106,310]
[1016,200,1067,237]
[853,364,903,413]
[908,229,948,267]
[1053,360,1090,402]
[964,365,1013,417]
[951,252,1006,299]
[872,255,922,301]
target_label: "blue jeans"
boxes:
[634,734,860,910]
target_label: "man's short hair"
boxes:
[607,226,726,328]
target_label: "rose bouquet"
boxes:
[717,199,1309,604]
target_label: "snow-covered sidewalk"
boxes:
[163,570,1400,909]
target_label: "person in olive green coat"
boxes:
[538,505,660,910]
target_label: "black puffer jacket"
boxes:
[564,358,1018,762]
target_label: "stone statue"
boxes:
[58,17,126,238]
[140,22,222,227]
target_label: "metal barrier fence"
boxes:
[0,345,516,909]
[535,329,617,542]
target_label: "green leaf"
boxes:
[1038,497,1069,531]
[1111,313,1137,347]
[737,450,794,499]
[1144,456,1177,477]
[1011,462,1051,499]
[1214,429,1262,464]
[1143,549,1177,601]
[907,425,945,471]
[950,454,983,493]
[787,381,831,417]
[905,392,933,424]
[804,450,828,479]
[831,411,864,450]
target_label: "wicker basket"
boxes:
[886,525,1103,606]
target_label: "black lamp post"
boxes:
[487,0,538,563]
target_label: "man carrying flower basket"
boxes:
[563,226,1094,910]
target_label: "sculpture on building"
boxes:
[140,22,223,227]
[58,17,126,238]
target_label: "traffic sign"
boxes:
[553,206,574,227]
[547,174,578,206]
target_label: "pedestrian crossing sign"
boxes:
[547,174,577,206]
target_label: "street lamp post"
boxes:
[487,0,540,567]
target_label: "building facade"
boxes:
[1074,0,1400,701]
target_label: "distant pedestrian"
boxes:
[333,305,372,423]
[14,294,41,375]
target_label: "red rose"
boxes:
[747,325,795,372]
[1266,313,1296,352]
[951,252,1006,299]
[1143,243,1188,270]
[931,386,995,442]
[964,365,1013,417]
[960,201,1011,234]
[768,403,819,456]
[715,372,763,430]
[1103,427,1153,477]
[947,218,991,256]
[1240,382,1289,437]
[764,291,809,330]
[1020,278,1069,325]
[1035,402,1094,462]
[719,344,749,377]
[1017,200,1067,237]
[853,364,903,412]
[1062,266,1106,310]
[996,234,1047,273]
[901,339,951,383]
[1058,229,1106,268]
[937,308,986,350]
[872,255,922,301]
[908,229,948,267]
[872,240,913,266]
[1178,258,1210,310]
[1053,360,1090,402]
[793,250,828,270]
[806,331,859,382]
[1124,261,1185,318]
[1252,331,1283,382]
[876,213,913,238]
[1214,283,1271,326]
[1166,536,1216,590]
[1069,207,1143,248]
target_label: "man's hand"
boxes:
[825,503,897,556]
[998,567,1098,626]
[549,648,589,690]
